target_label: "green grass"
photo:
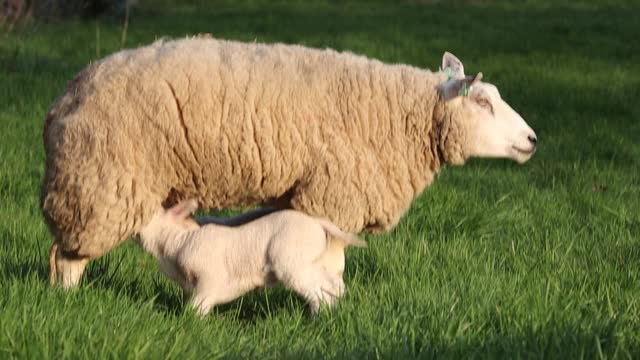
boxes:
[1,0,639,358]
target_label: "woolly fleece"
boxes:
[41,37,465,259]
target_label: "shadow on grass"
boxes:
[0,226,50,283]
[0,253,49,284]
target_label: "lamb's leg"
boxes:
[282,266,342,314]
[188,282,244,316]
[317,273,344,309]
[190,292,216,316]
[315,252,347,299]
[328,276,346,299]
[189,291,238,316]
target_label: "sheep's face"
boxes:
[461,82,537,164]
[439,52,537,164]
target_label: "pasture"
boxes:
[1,0,639,358]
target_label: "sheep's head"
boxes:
[437,52,537,165]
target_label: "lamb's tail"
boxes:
[314,218,367,248]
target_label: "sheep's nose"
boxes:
[528,135,537,146]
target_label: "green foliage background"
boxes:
[1,1,639,358]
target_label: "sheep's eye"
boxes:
[477,98,493,112]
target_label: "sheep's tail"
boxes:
[314,218,367,248]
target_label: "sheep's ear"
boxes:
[440,72,483,101]
[441,52,465,78]
[168,199,198,219]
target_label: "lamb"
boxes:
[41,37,538,288]
[138,199,367,315]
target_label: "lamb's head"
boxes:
[437,52,537,165]
[138,199,200,252]
[159,199,201,230]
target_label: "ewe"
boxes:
[41,37,537,287]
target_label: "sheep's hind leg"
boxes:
[48,242,59,286]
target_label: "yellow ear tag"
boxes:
[458,82,472,97]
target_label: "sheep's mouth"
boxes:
[512,145,536,155]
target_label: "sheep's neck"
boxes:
[398,70,445,193]
[433,102,466,166]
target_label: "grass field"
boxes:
[1,0,639,358]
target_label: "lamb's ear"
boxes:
[441,52,465,78]
[168,199,199,219]
[440,72,483,101]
